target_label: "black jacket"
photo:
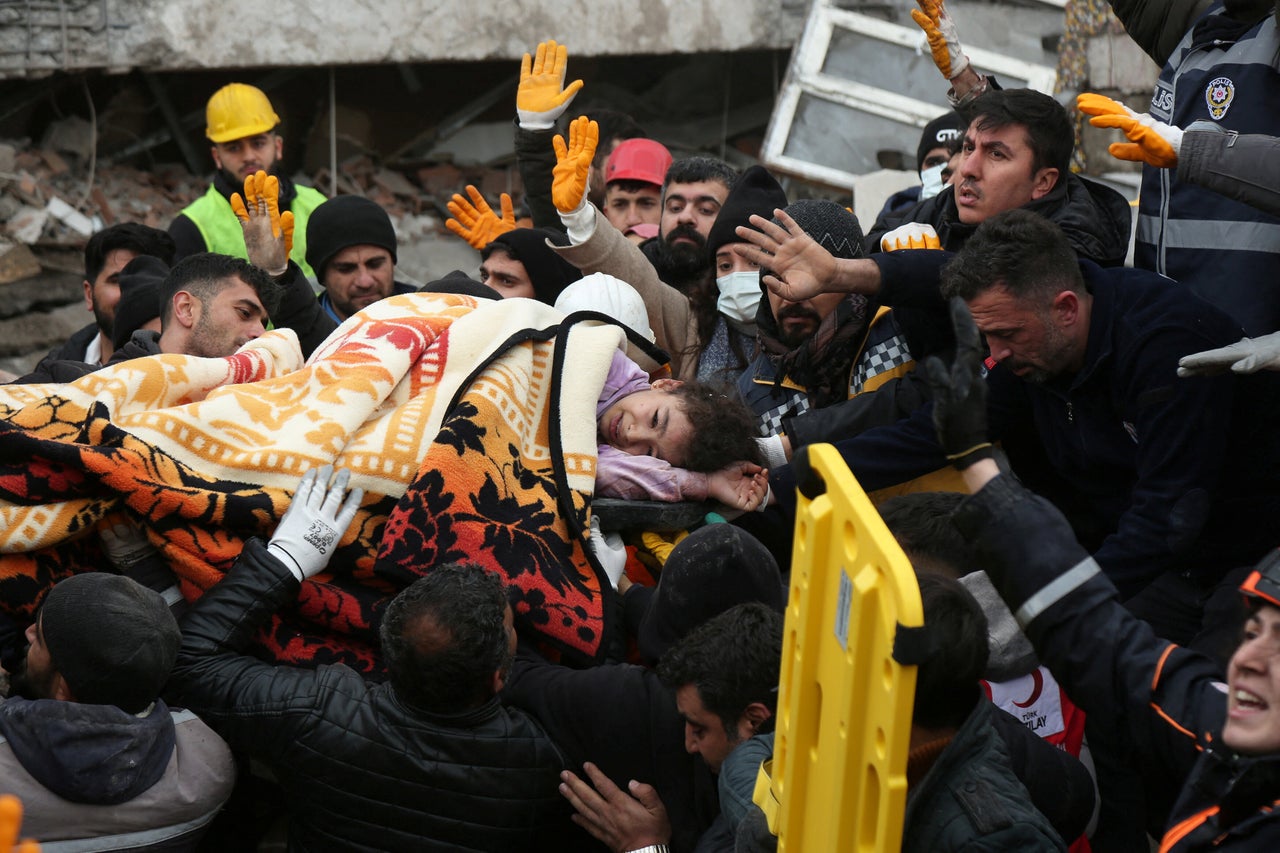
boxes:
[775,257,1280,596]
[167,540,569,853]
[953,473,1280,852]
[502,651,720,853]
[867,173,1132,267]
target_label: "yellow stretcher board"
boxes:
[754,443,923,851]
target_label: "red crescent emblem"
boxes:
[1013,668,1045,709]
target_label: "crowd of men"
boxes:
[2,0,1280,849]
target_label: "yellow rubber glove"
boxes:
[879,222,943,252]
[230,170,295,275]
[552,115,598,214]
[911,0,970,81]
[517,39,585,130]
[0,795,40,852]
[1077,92,1182,169]
[445,185,516,249]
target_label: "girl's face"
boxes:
[598,385,693,466]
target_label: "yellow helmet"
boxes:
[205,83,280,144]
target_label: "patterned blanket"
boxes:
[0,294,622,671]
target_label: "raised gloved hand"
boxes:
[1178,332,1280,377]
[552,115,599,214]
[922,297,992,469]
[1077,93,1183,169]
[446,185,516,249]
[231,170,294,276]
[880,221,942,252]
[517,39,585,131]
[589,514,628,591]
[267,466,364,581]
[912,0,970,81]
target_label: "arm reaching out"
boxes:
[733,209,881,302]
[1078,92,1182,169]
[559,762,672,853]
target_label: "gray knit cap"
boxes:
[776,199,865,260]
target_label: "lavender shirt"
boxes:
[595,349,709,502]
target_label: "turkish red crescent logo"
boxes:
[1013,668,1045,708]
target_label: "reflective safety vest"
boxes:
[180,183,327,279]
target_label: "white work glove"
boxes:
[99,521,158,568]
[1178,333,1280,377]
[880,221,942,252]
[912,0,970,81]
[267,466,364,581]
[589,514,627,590]
[754,434,789,470]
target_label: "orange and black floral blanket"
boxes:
[0,294,622,671]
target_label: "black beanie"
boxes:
[916,111,967,171]
[637,524,784,664]
[705,165,788,263]
[39,573,180,713]
[421,269,500,300]
[111,255,169,350]
[305,195,398,279]
[485,228,583,305]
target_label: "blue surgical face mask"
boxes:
[920,162,947,200]
[716,270,763,324]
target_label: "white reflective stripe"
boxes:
[1136,215,1280,251]
[1015,556,1102,628]
[35,808,220,852]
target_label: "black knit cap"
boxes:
[637,524,784,664]
[39,573,180,713]
[486,228,583,305]
[705,165,788,263]
[111,255,169,350]
[916,111,967,171]
[421,269,500,300]
[305,195,398,279]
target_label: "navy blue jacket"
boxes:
[1134,4,1280,335]
[952,473,1280,852]
[777,256,1280,596]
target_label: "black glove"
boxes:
[922,297,993,469]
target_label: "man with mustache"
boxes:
[867,89,1130,267]
[169,83,327,278]
[638,156,737,295]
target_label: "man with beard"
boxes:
[30,222,173,373]
[169,83,326,278]
[736,199,944,463]
[546,116,741,381]
[740,208,1280,656]
[107,252,279,361]
[640,156,737,294]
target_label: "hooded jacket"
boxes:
[0,697,233,848]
